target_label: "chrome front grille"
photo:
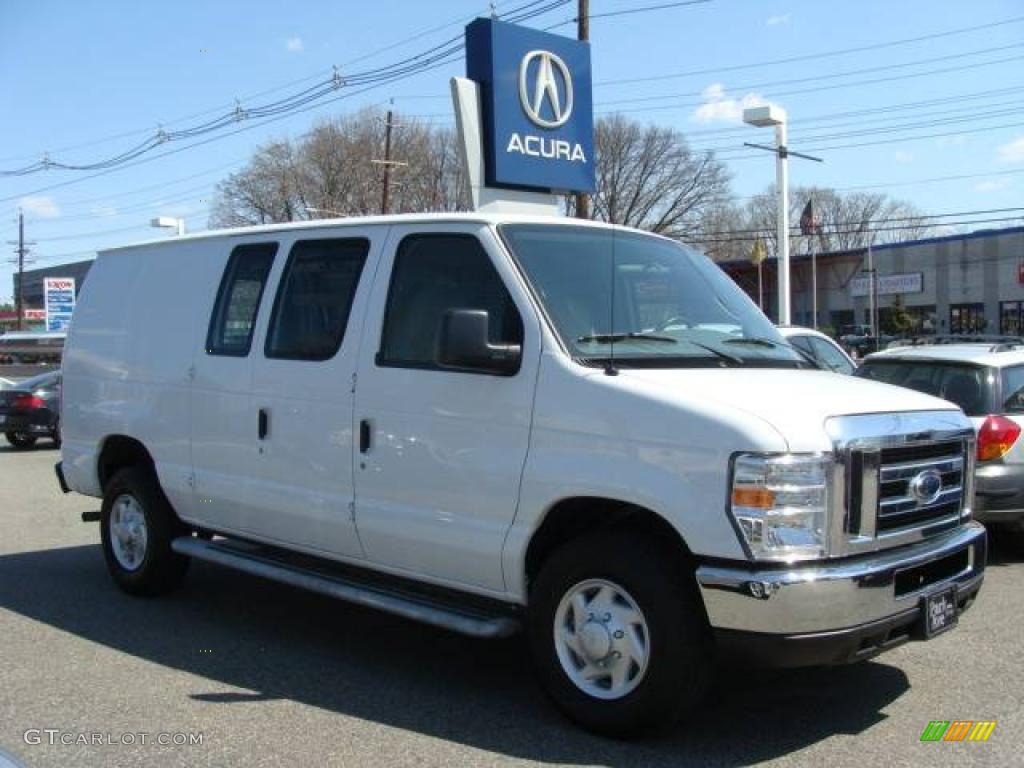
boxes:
[876,442,964,534]
[826,411,976,557]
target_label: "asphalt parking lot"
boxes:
[0,444,1021,768]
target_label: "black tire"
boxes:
[5,431,37,450]
[998,520,1024,554]
[527,529,712,736]
[100,467,190,596]
[51,420,61,448]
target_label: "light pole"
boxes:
[743,105,790,325]
[150,216,185,236]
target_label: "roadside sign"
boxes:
[44,277,76,332]
[23,309,46,321]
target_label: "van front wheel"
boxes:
[100,467,189,596]
[527,530,712,736]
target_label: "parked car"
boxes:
[58,214,985,735]
[0,370,61,449]
[857,343,1024,544]
[778,326,857,374]
[839,325,897,357]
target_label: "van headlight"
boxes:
[729,453,831,562]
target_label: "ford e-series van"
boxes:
[57,214,986,734]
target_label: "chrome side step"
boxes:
[171,536,520,639]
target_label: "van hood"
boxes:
[617,367,960,452]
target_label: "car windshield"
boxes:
[500,224,804,369]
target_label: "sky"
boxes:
[1,0,1022,303]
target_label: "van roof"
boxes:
[97,212,649,256]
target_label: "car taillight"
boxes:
[977,415,1022,461]
[11,394,45,410]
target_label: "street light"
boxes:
[743,104,790,325]
[150,216,185,236]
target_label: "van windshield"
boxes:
[500,224,805,369]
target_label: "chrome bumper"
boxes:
[697,521,986,635]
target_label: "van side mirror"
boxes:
[437,309,521,376]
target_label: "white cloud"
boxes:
[19,195,60,218]
[893,150,914,164]
[90,204,118,218]
[766,14,790,26]
[975,178,1011,192]
[692,83,768,124]
[998,136,1024,163]
[285,36,304,53]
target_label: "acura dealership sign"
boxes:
[466,18,595,194]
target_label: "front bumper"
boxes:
[974,461,1024,523]
[696,522,986,666]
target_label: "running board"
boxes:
[171,536,520,639]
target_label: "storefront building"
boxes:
[719,226,1024,336]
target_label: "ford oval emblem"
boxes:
[909,468,944,506]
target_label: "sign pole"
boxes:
[574,0,590,219]
[811,242,818,329]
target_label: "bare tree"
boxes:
[578,114,731,239]
[210,140,306,227]
[210,108,466,228]
[701,186,936,262]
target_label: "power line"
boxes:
[0,0,568,179]
[0,0,539,167]
[697,108,1024,156]
[689,217,1024,245]
[597,43,1024,109]
[597,13,1024,87]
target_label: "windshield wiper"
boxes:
[724,336,819,367]
[682,340,743,365]
[576,332,678,344]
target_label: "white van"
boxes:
[58,213,986,734]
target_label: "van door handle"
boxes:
[258,408,269,440]
[359,419,371,454]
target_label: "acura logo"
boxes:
[519,50,574,128]
[909,469,944,506]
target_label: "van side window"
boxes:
[265,238,370,361]
[206,242,278,356]
[378,234,523,370]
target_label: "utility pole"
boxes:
[574,0,590,220]
[16,209,25,331]
[374,104,408,215]
[7,209,33,331]
[381,107,394,215]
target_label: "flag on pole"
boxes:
[750,236,767,265]
[800,199,822,236]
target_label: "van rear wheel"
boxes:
[100,467,189,596]
[527,530,712,736]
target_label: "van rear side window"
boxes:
[206,242,278,356]
[265,238,370,361]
